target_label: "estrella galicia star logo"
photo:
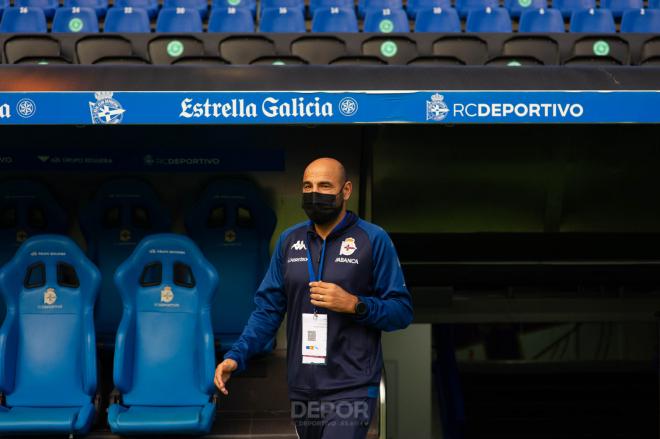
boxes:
[89,91,126,125]
[16,98,36,118]
[338,97,358,117]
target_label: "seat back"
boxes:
[0,7,47,32]
[79,179,170,342]
[104,6,151,32]
[185,180,275,349]
[156,7,204,32]
[53,7,100,32]
[519,8,565,32]
[114,0,159,18]
[553,0,595,18]
[504,0,547,18]
[601,0,643,17]
[114,234,218,406]
[0,235,100,407]
[621,8,660,32]
[363,7,410,32]
[414,7,461,32]
[312,7,359,32]
[570,8,615,32]
[260,6,306,31]
[208,7,255,32]
[65,0,109,17]
[466,7,512,32]
[455,0,498,18]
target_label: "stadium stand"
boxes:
[107,234,218,435]
[0,235,100,436]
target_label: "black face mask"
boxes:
[301,189,344,226]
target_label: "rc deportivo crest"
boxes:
[426,93,449,121]
[44,288,57,305]
[161,285,174,303]
[89,91,126,125]
[340,237,357,256]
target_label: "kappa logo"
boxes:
[339,237,357,256]
[426,93,449,121]
[291,240,306,251]
[161,285,174,303]
[89,91,126,125]
[44,287,57,305]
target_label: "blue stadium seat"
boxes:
[310,0,354,17]
[208,6,254,31]
[260,6,306,31]
[52,7,99,32]
[14,0,58,19]
[621,8,660,32]
[0,235,100,436]
[650,0,660,8]
[79,180,170,345]
[0,180,67,326]
[358,0,403,18]
[312,7,359,31]
[64,0,108,17]
[406,0,450,18]
[0,0,8,20]
[414,7,461,32]
[114,0,159,18]
[600,0,643,18]
[107,234,218,435]
[504,0,547,18]
[552,0,595,19]
[156,7,203,32]
[260,0,304,17]
[519,8,565,32]
[455,0,498,18]
[213,0,256,16]
[185,180,277,352]
[163,0,208,19]
[363,7,410,31]
[0,7,47,32]
[104,6,151,31]
[466,7,512,32]
[569,8,615,32]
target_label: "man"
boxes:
[214,157,413,439]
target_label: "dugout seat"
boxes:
[0,180,67,324]
[291,36,348,64]
[185,179,276,352]
[79,179,170,345]
[148,35,205,63]
[218,35,276,63]
[52,7,99,33]
[107,234,218,435]
[14,0,58,19]
[621,8,660,32]
[0,235,100,435]
[569,8,616,33]
[431,35,488,64]
[0,7,47,33]
[363,7,410,32]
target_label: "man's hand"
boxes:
[309,281,359,314]
[214,359,238,396]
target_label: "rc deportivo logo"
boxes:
[426,93,449,121]
[89,91,126,125]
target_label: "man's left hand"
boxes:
[309,281,358,314]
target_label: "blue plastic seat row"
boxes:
[0,233,218,435]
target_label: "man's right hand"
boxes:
[214,359,238,396]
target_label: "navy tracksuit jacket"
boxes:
[225,211,413,400]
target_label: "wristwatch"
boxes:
[354,299,368,317]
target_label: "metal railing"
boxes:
[379,367,387,439]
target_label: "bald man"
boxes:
[214,157,413,439]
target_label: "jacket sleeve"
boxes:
[355,228,413,332]
[224,234,287,373]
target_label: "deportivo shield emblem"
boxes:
[340,237,357,256]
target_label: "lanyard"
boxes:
[306,238,326,315]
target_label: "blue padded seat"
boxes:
[363,7,410,31]
[455,0,498,18]
[0,0,8,20]
[414,7,461,32]
[358,0,403,17]
[600,0,643,18]
[504,0,547,18]
[79,179,170,346]
[553,0,595,19]
[14,0,58,19]
[0,7,47,33]
[309,0,353,17]
[163,0,208,19]
[260,6,306,31]
[466,6,512,32]
[312,7,359,32]
[156,7,204,32]
[185,180,276,351]
[406,0,450,19]
[0,180,67,325]
[52,7,99,32]
[519,7,565,32]
[104,6,151,32]
[114,0,159,18]
[621,8,660,32]
[108,234,218,435]
[208,6,255,31]
[0,235,100,435]
[651,0,660,8]
[213,0,256,16]
[260,0,304,16]
[570,8,615,32]
[65,0,109,17]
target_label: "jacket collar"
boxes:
[306,210,358,241]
